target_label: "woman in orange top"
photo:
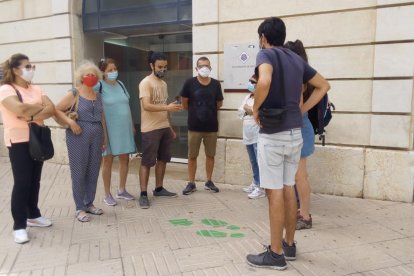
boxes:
[0,53,55,244]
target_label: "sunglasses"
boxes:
[20,64,36,70]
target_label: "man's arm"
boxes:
[181,96,189,110]
[141,97,182,112]
[301,73,330,113]
[253,63,273,124]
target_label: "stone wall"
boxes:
[193,0,414,202]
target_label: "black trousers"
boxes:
[8,142,43,230]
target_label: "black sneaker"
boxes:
[139,195,150,209]
[296,214,312,230]
[204,180,219,193]
[153,187,177,197]
[246,246,287,270]
[282,240,296,261]
[183,182,196,195]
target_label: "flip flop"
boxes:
[76,210,90,222]
[86,205,104,215]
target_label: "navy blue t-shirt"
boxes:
[180,77,224,132]
[256,47,317,134]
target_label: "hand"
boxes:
[253,110,262,128]
[166,102,183,112]
[244,104,253,115]
[69,120,82,135]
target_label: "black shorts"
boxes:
[141,127,173,167]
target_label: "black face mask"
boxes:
[154,69,166,79]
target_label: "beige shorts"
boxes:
[188,131,217,159]
[258,129,303,190]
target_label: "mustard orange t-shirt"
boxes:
[0,84,45,147]
[138,75,170,133]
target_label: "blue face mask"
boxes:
[107,71,118,81]
[247,81,256,92]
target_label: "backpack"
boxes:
[307,94,335,146]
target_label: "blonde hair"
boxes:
[74,60,102,86]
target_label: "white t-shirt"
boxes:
[238,94,260,145]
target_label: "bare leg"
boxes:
[102,155,114,196]
[118,154,129,192]
[206,156,214,181]
[139,164,150,192]
[267,188,284,254]
[283,185,297,245]
[295,158,311,220]
[188,158,197,182]
[155,161,166,188]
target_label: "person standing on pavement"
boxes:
[238,74,265,199]
[246,17,330,270]
[284,40,317,230]
[138,51,182,209]
[96,58,136,206]
[0,53,55,244]
[180,57,224,195]
[55,61,107,223]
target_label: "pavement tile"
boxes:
[0,157,413,275]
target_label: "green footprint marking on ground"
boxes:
[201,219,228,227]
[169,219,193,226]
[196,230,227,238]
[169,218,245,238]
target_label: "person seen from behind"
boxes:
[246,17,330,270]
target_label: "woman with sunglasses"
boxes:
[0,53,55,243]
[55,61,107,223]
[238,74,265,199]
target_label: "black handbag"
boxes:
[13,86,54,161]
[28,122,54,161]
[258,48,286,129]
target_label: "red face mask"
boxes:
[82,75,98,87]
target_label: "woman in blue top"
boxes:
[97,58,137,206]
[284,40,316,230]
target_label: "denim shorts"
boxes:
[301,113,315,158]
[258,129,303,189]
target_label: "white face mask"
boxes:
[198,66,211,78]
[21,68,35,82]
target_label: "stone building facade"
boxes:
[1,0,413,202]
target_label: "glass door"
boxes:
[103,33,192,160]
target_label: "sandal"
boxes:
[86,205,104,215]
[76,210,90,222]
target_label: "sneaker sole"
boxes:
[248,194,266,199]
[153,194,178,197]
[140,205,150,209]
[14,238,30,244]
[204,187,219,193]
[246,260,287,271]
[103,200,117,206]
[183,189,197,195]
[26,222,52,227]
[115,195,135,201]
[284,256,296,261]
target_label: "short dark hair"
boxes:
[196,56,210,67]
[284,40,308,62]
[148,51,167,65]
[258,17,286,47]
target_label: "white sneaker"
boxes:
[243,183,257,193]
[27,216,52,227]
[13,229,29,244]
[248,187,266,199]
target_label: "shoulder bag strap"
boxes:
[11,85,23,103]
[116,80,128,96]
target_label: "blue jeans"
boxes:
[246,143,260,185]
